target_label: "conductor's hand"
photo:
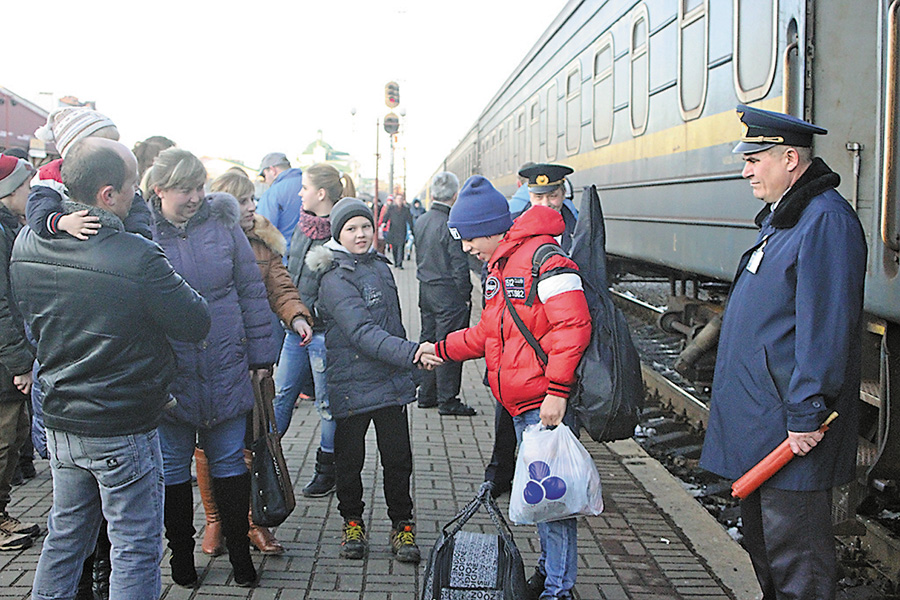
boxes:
[540,394,567,427]
[787,430,824,456]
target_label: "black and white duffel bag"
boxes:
[421,482,527,599]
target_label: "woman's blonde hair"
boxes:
[210,171,254,200]
[142,148,207,206]
[305,163,355,203]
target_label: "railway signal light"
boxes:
[384,112,400,135]
[385,81,400,109]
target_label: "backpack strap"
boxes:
[502,276,548,366]
[525,242,578,307]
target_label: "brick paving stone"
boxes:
[0,262,759,599]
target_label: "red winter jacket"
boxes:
[435,206,591,416]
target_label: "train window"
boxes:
[678,0,709,121]
[565,65,582,155]
[546,83,558,160]
[498,127,505,174]
[592,35,614,146]
[529,98,541,161]
[516,110,527,166]
[733,0,777,102]
[506,119,513,173]
[630,4,650,136]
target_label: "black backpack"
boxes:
[508,185,644,442]
[421,482,527,600]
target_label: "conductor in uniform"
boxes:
[700,105,867,600]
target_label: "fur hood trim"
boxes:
[754,157,841,229]
[305,242,338,273]
[63,200,124,231]
[249,213,286,256]
[206,192,241,229]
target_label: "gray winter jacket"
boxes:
[309,240,417,419]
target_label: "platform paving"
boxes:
[0,260,759,599]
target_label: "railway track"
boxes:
[609,284,900,598]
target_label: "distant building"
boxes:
[0,87,52,161]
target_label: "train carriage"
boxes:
[430,0,900,542]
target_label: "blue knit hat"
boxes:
[447,176,513,240]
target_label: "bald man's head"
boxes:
[62,138,138,219]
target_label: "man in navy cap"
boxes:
[700,105,866,600]
[517,163,578,252]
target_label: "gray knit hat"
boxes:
[330,197,374,241]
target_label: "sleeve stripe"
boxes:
[537,272,583,304]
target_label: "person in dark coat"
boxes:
[0,155,38,552]
[13,139,210,600]
[699,105,867,600]
[414,171,476,416]
[308,197,439,564]
[145,149,278,589]
[381,194,413,268]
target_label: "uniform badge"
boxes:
[536,174,549,185]
[484,276,500,300]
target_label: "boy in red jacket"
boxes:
[426,175,591,600]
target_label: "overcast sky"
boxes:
[4,0,565,194]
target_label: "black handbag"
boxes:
[249,372,296,527]
[421,482,527,600]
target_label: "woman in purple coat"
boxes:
[144,149,278,589]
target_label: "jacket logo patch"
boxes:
[505,276,525,299]
[484,276,500,300]
[364,285,383,307]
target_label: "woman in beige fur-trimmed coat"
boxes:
[198,172,313,557]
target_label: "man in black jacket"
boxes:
[0,154,39,552]
[414,172,476,416]
[11,138,211,600]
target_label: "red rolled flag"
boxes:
[730,411,838,499]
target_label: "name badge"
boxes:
[745,237,769,274]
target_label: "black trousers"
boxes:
[418,284,470,405]
[389,240,405,267]
[334,405,413,526]
[483,401,517,486]
[741,487,836,600]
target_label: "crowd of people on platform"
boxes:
[0,100,868,600]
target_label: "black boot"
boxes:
[301,449,335,498]
[212,473,257,587]
[92,524,111,600]
[164,482,198,588]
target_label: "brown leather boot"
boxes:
[194,448,225,556]
[243,450,284,554]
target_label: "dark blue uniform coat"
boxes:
[700,158,866,491]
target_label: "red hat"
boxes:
[0,155,34,198]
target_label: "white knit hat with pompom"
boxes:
[34,107,117,159]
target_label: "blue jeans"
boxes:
[512,409,578,599]
[33,429,164,600]
[273,330,313,436]
[158,414,248,484]
[307,333,335,453]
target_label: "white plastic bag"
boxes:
[508,423,603,525]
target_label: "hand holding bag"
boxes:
[508,422,603,524]
[249,372,296,527]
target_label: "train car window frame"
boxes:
[733,0,778,103]
[516,108,527,168]
[505,118,514,174]
[630,3,651,137]
[565,61,582,155]
[529,96,541,161]
[592,33,615,147]
[677,0,709,121]
[546,82,559,161]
